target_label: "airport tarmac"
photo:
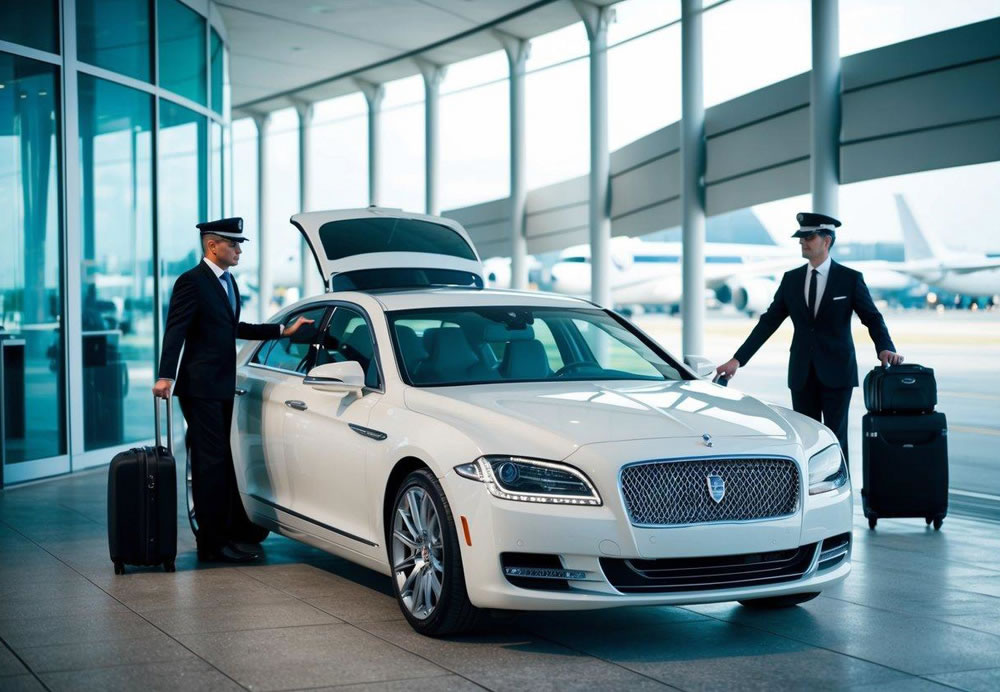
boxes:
[635,308,1000,522]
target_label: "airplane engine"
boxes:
[732,278,778,316]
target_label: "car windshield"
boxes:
[388,306,688,386]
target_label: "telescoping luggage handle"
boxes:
[153,395,174,454]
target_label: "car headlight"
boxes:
[454,455,602,506]
[808,444,848,495]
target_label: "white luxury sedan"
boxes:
[217,207,852,636]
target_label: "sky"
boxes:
[229,0,1000,288]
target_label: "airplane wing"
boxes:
[895,258,1000,277]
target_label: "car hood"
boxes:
[404,379,798,461]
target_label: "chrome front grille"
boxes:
[620,457,800,526]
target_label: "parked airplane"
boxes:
[547,237,792,313]
[547,233,917,315]
[894,194,1000,302]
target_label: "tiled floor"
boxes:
[2,467,1000,691]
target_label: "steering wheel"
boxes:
[554,360,597,377]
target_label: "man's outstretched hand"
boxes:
[879,350,904,366]
[283,316,315,336]
[716,358,740,380]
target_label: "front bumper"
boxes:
[443,452,853,611]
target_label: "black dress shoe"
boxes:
[198,542,259,563]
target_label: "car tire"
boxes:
[738,592,820,609]
[389,469,480,636]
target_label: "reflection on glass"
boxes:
[158,0,206,104]
[0,0,59,54]
[211,28,223,114]
[77,0,152,82]
[0,54,65,464]
[210,121,222,219]
[231,119,259,320]
[159,99,206,322]
[78,75,154,451]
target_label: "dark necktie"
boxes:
[808,268,818,317]
[223,271,237,314]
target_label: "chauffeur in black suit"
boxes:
[153,218,313,563]
[716,212,904,462]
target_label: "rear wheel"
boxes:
[390,469,480,636]
[739,592,820,609]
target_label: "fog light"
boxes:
[503,566,587,580]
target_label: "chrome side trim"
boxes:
[248,494,378,547]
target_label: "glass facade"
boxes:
[0,54,65,466]
[0,1,59,54]
[77,0,152,82]
[78,75,155,451]
[380,76,424,213]
[0,1,227,481]
[158,0,207,105]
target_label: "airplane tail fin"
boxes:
[894,194,946,261]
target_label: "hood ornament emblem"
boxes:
[706,474,726,504]
[702,433,713,448]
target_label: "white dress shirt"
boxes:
[203,256,230,295]
[804,255,832,316]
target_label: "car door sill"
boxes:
[249,494,378,547]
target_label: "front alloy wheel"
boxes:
[390,469,479,635]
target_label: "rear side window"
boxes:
[318,217,476,261]
[251,306,328,373]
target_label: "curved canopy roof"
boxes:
[220,0,618,117]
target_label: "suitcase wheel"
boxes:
[114,561,125,575]
[933,517,943,531]
[868,517,877,530]
[925,517,932,526]
[163,560,176,573]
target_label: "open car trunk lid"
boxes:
[291,207,485,292]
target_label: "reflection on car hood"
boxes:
[404,379,797,459]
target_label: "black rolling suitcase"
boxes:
[108,397,177,574]
[862,410,948,531]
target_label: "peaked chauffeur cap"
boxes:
[197,217,248,242]
[792,212,841,238]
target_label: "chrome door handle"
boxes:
[235,387,248,396]
[284,399,308,411]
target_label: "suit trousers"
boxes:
[790,363,853,463]
[178,396,242,549]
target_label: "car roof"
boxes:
[287,287,599,313]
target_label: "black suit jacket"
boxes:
[157,261,280,400]
[733,261,895,390]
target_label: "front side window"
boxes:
[251,306,327,373]
[315,306,381,388]
[389,306,686,386]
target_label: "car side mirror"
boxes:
[684,354,716,379]
[304,361,365,394]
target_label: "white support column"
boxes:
[356,79,385,207]
[252,112,271,322]
[417,59,447,216]
[811,0,840,217]
[293,100,322,297]
[496,32,530,290]
[574,1,614,308]
[681,0,706,360]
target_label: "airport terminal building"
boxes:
[1,4,999,481]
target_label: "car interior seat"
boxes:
[415,327,497,383]
[343,326,378,387]
[499,338,551,380]
[394,325,428,379]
